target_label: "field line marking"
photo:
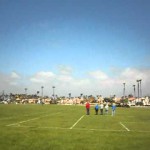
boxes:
[6,117,39,126]
[123,121,150,124]
[7,125,128,132]
[6,112,60,127]
[70,115,84,129]
[0,112,48,121]
[120,122,130,131]
[7,124,150,133]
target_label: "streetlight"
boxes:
[2,90,5,101]
[25,88,27,99]
[123,83,125,99]
[52,86,55,98]
[133,85,136,98]
[139,79,142,98]
[136,80,140,101]
[41,86,44,98]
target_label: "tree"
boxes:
[69,93,71,99]
[104,97,113,103]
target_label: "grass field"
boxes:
[0,104,150,150]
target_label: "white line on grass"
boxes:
[0,112,49,121]
[6,117,39,126]
[7,124,150,133]
[6,112,60,126]
[70,115,84,129]
[120,122,130,131]
[123,121,149,124]
[8,125,129,132]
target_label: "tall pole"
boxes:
[41,86,44,98]
[139,79,142,98]
[25,88,27,99]
[123,83,125,99]
[137,80,140,101]
[52,86,55,98]
[133,85,136,98]
[3,90,5,101]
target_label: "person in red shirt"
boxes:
[85,101,90,115]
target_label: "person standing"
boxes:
[105,103,109,114]
[85,101,90,115]
[100,103,104,115]
[95,103,99,115]
[112,103,116,116]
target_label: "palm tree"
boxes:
[80,93,83,98]
[24,88,27,94]
[24,88,27,99]
[69,93,71,99]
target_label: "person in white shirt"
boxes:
[100,103,104,115]
[105,103,109,114]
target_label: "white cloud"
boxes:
[88,70,108,80]
[57,65,73,75]
[57,75,73,82]
[0,67,150,97]
[9,81,18,85]
[11,71,20,79]
[121,68,144,80]
[30,71,55,83]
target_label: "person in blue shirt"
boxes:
[112,103,116,116]
[95,103,99,115]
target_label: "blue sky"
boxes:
[0,0,150,97]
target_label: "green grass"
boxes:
[0,104,150,150]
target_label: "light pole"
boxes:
[136,80,140,101]
[139,79,142,98]
[123,83,125,99]
[133,85,136,98]
[25,88,27,99]
[41,86,44,98]
[69,93,71,99]
[52,86,55,98]
[2,90,5,101]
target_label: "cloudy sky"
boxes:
[0,0,150,97]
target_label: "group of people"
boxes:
[85,102,116,116]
